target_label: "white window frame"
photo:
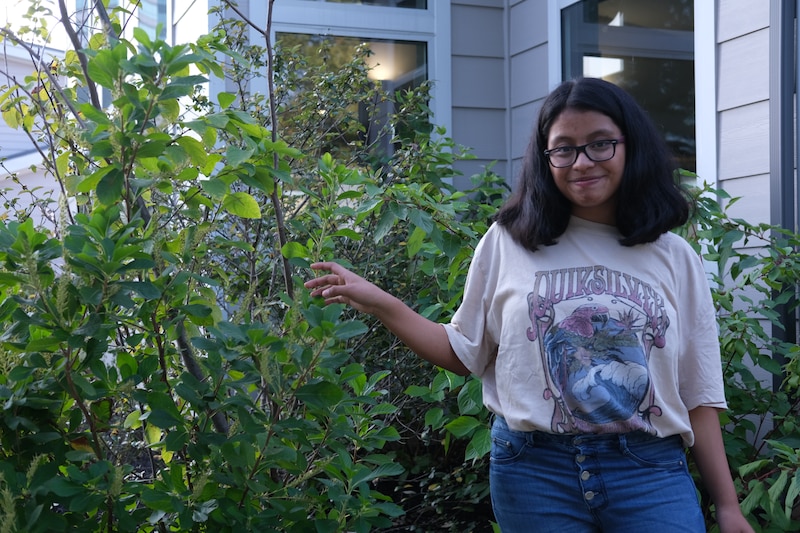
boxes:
[547,0,715,186]
[266,0,452,135]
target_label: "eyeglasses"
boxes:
[543,138,624,168]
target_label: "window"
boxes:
[268,1,449,136]
[302,0,427,8]
[138,0,167,40]
[277,33,427,156]
[561,0,695,171]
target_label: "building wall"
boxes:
[506,0,549,188]
[449,0,552,189]
[450,0,508,188]
[715,0,771,229]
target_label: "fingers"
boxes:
[310,261,345,274]
[305,262,358,303]
[304,273,339,288]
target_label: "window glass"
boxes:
[173,0,207,46]
[320,0,427,8]
[277,34,426,90]
[277,34,427,156]
[562,0,695,171]
[137,0,167,40]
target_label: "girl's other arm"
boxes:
[304,262,469,375]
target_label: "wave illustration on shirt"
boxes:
[527,265,667,434]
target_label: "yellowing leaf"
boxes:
[123,410,142,429]
[144,422,162,445]
[2,107,20,129]
[222,192,261,219]
[217,92,236,109]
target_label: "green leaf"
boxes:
[445,416,481,438]
[424,407,444,429]
[200,178,228,197]
[349,462,404,488]
[175,135,208,167]
[77,165,116,194]
[118,281,161,299]
[281,241,309,259]
[406,226,426,258]
[46,477,85,497]
[226,146,254,167]
[218,92,237,109]
[465,427,491,461]
[768,469,789,506]
[222,192,262,219]
[740,482,766,516]
[786,471,800,518]
[295,381,345,410]
[87,49,118,89]
[457,378,483,416]
[374,208,396,243]
[334,321,368,340]
[96,168,125,205]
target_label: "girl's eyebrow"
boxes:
[549,129,619,144]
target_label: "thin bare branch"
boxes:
[58,0,100,108]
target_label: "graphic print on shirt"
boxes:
[526,265,666,434]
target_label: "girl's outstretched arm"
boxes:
[304,262,470,375]
[689,406,754,533]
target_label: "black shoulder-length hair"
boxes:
[495,77,691,252]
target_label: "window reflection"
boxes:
[322,0,427,8]
[277,34,427,159]
[562,0,695,171]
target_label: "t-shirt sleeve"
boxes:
[677,243,727,410]
[443,229,500,376]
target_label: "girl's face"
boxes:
[546,108,625,225]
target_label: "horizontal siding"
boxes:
[717,0,769,43]
[451,56,506,108]
[718,100,770,181]
[0,57,43,162]
[506,0,549,188]
[453,0,504,7]
[718,174,771,226]
[450,1,508,182]
[509,44,548,110]
[717,28,769,111]
[509,0,547,56]
[510,99,538,159]
[452,159,508,191]
[451,4,504,57]
[452,108,507,157]
[715,0,772,239]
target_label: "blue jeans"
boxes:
[490,417,705,532]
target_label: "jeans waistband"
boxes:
[493,415,680,448]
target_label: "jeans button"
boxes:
[576,454,586,463]
[584,491,595,501]
[580,471,591,481]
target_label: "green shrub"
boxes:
[1,3,799,532]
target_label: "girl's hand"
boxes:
[304,262,389,315]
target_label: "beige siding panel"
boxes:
[0,58,43,161]
[719,174,771,226]
[452,56,507,108]
[453,0,504,8]
[510,99,540,159]
[718,101,770,180]
[509,0,548,56]
[453,159,509,190]
[510,44,548,109]
[452,5,504,58]
[717,0,769,43]
[717,28,769,111]
[452,108,507,159]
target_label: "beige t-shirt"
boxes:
[443,217,726,446]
